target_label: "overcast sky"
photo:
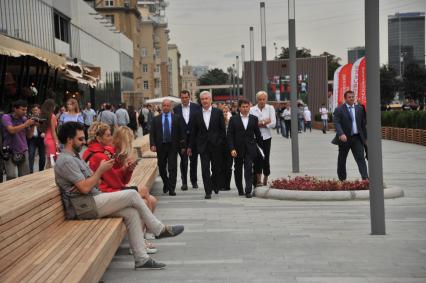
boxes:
[166,0,426,71]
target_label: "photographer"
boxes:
[27,104,46,173]
[1,100,37,180]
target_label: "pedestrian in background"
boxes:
[59,98,84,127]
[97,103,118,134]
[82,102,97,140]
[27,104,45,173]
[116,103,130,127]
[303,106,312,132]
[40,99,59,169]
[319,103,329,134]
[127,105,139,137]
[282,105,291,138]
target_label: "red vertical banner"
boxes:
[351,57,366,106]
[338,63,352,105]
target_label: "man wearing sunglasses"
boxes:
[54,122,184,270]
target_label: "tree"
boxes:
[277,47,312,59]
[198,68,229,85]
[402,63,426,102]
[380,65,400,103]
[319,51,341,80]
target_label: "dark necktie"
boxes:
[163,113,171,143]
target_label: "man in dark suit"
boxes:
[173,90,202,191]
[333,90,368,181]
[188,91,226,199]
[150,99,186,196]
[227,100,263,198]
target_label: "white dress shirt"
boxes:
[182,103,190,124]
[240,113,249,130]
[202,106,212,130]
[345,103,358,135]
[249,104,276,140]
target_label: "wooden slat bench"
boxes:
[0,155,158,282]
[133,135,151,158]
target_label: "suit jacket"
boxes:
[227,114,263,159]
[173,103,202,137]
[189,107,226,154]
[150,112,186,152]
[333,103,367,144]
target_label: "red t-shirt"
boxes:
[82,141,133,192]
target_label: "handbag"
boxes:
[12,152,26,165]
[69,195,99,220]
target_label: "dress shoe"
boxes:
[213,188,219,194]
[205,194,211,199]
[245,193,252,198]
[156,224,184,239]
[238,191,245,196]
[163,186,169,194]
[135,258,165,270]
[181,184,188,191]
[169,191,176,196]
[192,183,198,189]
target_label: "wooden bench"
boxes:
[0,157,158,282]
[133,135,151,158]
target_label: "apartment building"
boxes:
[182,60,198,101]
[168,44,182,96]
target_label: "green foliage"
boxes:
[380,65,400,103]
[381,111,426,129]
[402,63,426,101]
[198,68,229,86]
[319,51,341,80]
[278,47,312,59]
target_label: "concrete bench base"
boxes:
[254,186,404,201]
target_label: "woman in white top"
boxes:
[249,91,276,187]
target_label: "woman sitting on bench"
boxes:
[83,122,158,252]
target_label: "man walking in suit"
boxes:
[150,99,186,196]
[173,90,201,191]
[188,91,226,199]
[227,100,263,198]
[333,90,368,181]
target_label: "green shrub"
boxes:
[381,111,426,129]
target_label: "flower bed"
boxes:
[271,176,369,191]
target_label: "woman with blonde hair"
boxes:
[58,98,84,126]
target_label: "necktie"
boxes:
[164,113,171,143]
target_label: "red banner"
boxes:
[337,63,352,106]
[351,57,366,106]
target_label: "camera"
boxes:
[1,146,11,161]
[29,116,46,124]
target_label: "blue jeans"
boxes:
[322,119,328,133]
[28,137,46,173]
[280,119,286,137]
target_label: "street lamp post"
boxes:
[288,0,299,173]
[365,0,386,235]
[274,42,278,59]
[260,2,268,92]
[250,27,256,104]
[236,55,240,102]
[241,44,245,100]
[231,64,235,102]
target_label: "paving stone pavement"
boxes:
[102,130,426,283]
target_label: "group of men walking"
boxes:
[150,90,276,199]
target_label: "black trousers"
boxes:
[178,142,198,185]
[234,153,254,194]
[284,120,291,138]
[157,143,178,193]
[28,137,45,173]
[254,138,271,176]
[200,146,223,196]
[337,135,368,181]
[222,148,233,190]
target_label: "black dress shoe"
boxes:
[169,191,176,196]
[245,193,252,198]
[213,188,219,194]
[192,183,198,189]
[163,186,169,194]
[205,194,211,199]
[181,184,188,191]
[238,191,244,196]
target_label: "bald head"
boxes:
[162,99,172,113]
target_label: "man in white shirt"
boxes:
[303,106,312,132]
[115,103,130,126]
[249,91,276,186]
[319,103,329,134]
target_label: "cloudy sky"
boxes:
[166,0,426,70]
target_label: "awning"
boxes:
[60,61,100,88]
[145,96,181,104]
[0,33,66,69]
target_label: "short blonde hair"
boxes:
[113,126,134,157]
[88,122,111,143]
[256,91,268,100]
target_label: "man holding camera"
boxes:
[1,100,37,180]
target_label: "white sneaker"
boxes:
[145,233,155,240]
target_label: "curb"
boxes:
[254,186,404,201]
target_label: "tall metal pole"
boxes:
[231,64,235,101]
[241,44,245,101]
[288,0,299,173]
[250,27,256,104]
[365,0,386,235]
[260,2,268,92]
[236,56,240,102]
